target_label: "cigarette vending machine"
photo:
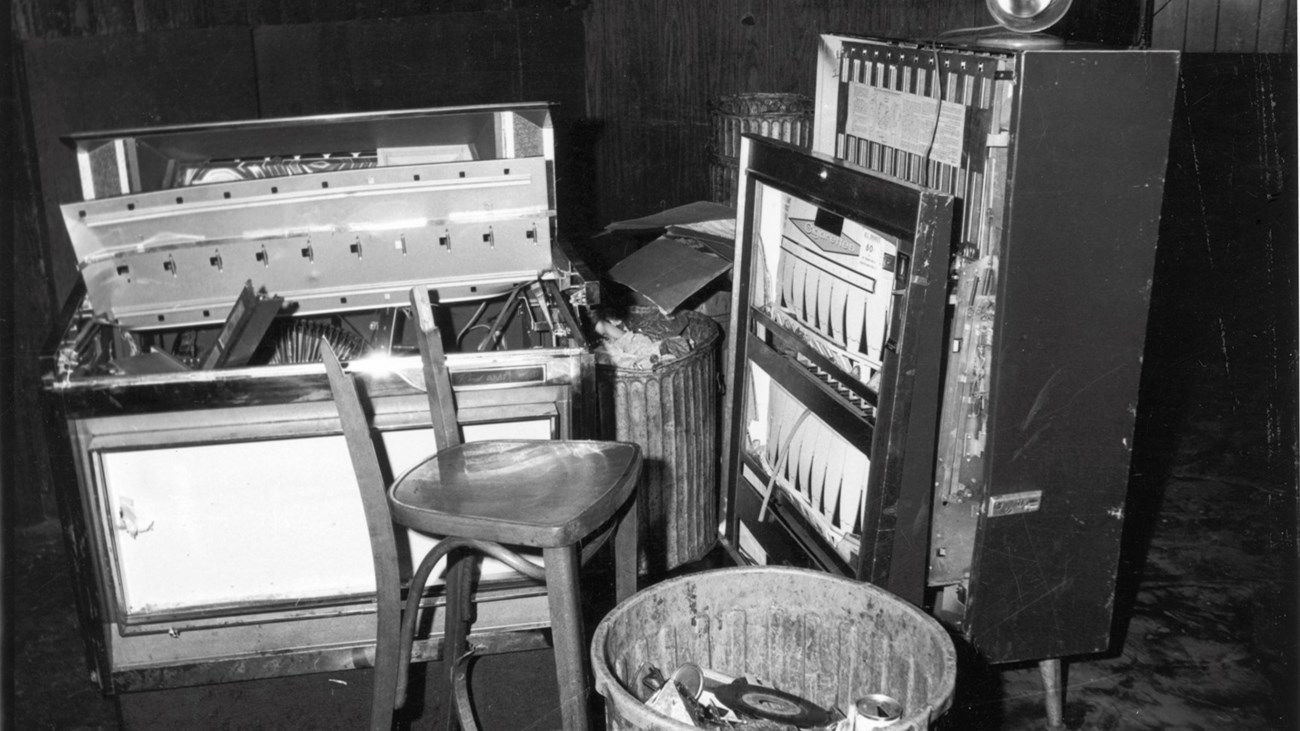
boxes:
[721,32,1180,673]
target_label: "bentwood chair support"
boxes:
[320,285,641,731]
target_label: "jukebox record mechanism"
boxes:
[175,153,379,187]
[198,281,283,370]
[267,319,370,365]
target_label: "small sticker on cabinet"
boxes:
[988,490,1042,517]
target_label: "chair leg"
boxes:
[614,496,639,603]
[452,645,481,731]
[369,592,400,731]
[443,550,477,731]
[544,544,590,731]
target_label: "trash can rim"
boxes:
[590,566,958,730]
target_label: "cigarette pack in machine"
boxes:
[805,34,1178,664]
[41,104,599,692]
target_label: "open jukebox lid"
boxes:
[61,104,559,330]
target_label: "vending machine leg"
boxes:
[1038,658,1065,728]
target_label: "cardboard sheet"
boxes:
[608,235,732,314]
[598,201,736,235]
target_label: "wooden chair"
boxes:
[320,287,641,731]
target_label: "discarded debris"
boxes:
[593,317,694,369]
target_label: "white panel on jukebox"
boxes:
[101,436,373,618]
[101,418,552,619]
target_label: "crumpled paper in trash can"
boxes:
[594,318,693,369]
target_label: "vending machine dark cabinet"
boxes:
[721,32,1181,675]
[40,104,601,693]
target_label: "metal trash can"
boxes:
[708,93,814,206]
[597,309,722,575]
[591,566,958,731]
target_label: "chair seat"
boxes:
[389,440,641,549]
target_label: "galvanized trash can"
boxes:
[597,309,722,575]
[708,93,814,206]
[591,566,958,731]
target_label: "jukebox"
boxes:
[40,104,599,693]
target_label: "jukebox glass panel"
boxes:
[723,135,952,600]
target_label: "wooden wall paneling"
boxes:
[708,2,835,96]
[516,10,589,112]
[88,0,139,34]
[583,0,992,229]
[255,23,383,115]
[13,0,86,38]
[927,1,987,36]
[1184,0,1222,50]
[512,8,597,237]
[708,1,776,96]
[4,0,22,527]
[132,0,259,31]
[136,0,456,31]
[1256,0,1290,50]
[1164,53,1296,481]
[10,58,60,525]
[253,10,589,233]
[246,0,568,26]
[1152,0,1190,49]
[254,11,584,116]
[585,0,711,224]
[255,0,395,25]
[1216,0,1264,50]
[11,0,51,39]
[582,0,993,227]
[1054,0,1146,45]
[905,0,991,37]
[22,27,261,307]
[811,0,980,41]
[12,0,139,38]
[12,0,577,38]
[705,0,995,96]
[1289,0,1297,52]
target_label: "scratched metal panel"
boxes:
[963,50,1181,663]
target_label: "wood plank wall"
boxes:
[1152,0,1296,52]
[582,0,1146,228]
[11,0,574,37]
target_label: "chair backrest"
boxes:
[320,341,403,729]
[409,286,463,450]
